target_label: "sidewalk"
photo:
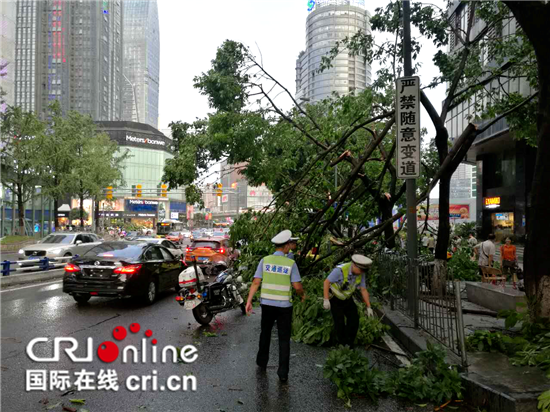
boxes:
[377,292,547,412]
[0,268,65,287]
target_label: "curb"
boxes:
[376,304,540,412]
[0,269,65,287]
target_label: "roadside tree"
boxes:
[0,107,45,235]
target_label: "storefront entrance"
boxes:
[491,212,514,242]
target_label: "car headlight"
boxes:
[50,248,62,255]
[18,249,24,254]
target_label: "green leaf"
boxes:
[69,400,86,405]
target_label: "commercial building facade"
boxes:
[96,121,185,228]
[446,2,536,242]
[296,0,372,102]
[14,0,124,120]
[122,0,159,128]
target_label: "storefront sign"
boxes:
[495,213,509,221]
[127,199,159,206]
[396,76,420,178]
[417,204,470,220]
[221,195,228,203]
[57,212,68,218]
[170,212,179,219]
[125,134,166,147]
[484,197,501,208]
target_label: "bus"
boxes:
[156,219,185,237]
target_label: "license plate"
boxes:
[198,257,207,262]
[184,300,199,310]
[28,256,41,260]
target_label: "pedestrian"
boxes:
[500,237,518,288]
[245,229,305,383]
[287,236,299,260]
[468,233,477,247]
[422,233,429,249]
[474,233,496,276]
[427,234,435,254]
[323,254,373,348]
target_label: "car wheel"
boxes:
[73,294,91,304]
[240,302,246,315]
[64,252,72,257]
[143,281,157,305]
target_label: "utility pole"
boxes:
[402,0,419,324]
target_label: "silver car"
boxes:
[18,233,103,262]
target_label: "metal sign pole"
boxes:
[401,0,419,321]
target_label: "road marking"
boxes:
[382,333,411,366]
[0,280,62,293]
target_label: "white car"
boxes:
[135,238,183,259]
[18,233,103,264]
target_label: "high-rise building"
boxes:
[295,0,372,103]
[446,1,536,240]
[14,0,123,120]
[1,0,16,111]
[122,0,159,128]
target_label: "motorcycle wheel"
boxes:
[240,302,246,315]
[192,304,213,325]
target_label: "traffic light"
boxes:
[106,186,113,200]
[161,184,167,198]
[216,183,223,197]
[132,185,137,196]
[137,184,142,198]
[157,184,161,197]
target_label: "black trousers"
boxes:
[330,297,359,347]
[256,304,293,378]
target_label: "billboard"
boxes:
[417,204,470,221]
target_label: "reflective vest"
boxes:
[330,262,362,300]
[260,255,294,302]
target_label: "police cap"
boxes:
[351,254,372,270]
[271,230,292,245]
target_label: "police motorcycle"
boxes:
[176,260,248,325]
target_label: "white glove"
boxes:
[323,299,331,310]
[366,307,374,318]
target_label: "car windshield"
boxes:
[41,234,75,244]
[192,241,221,249]
[83,243,144,259]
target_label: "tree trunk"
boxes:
[503,1,550,319]
[380,198,396,249]
[53,198,60,230]
[436,173,451,260]
[53,176,60,229]
[80,193,85,229]
[17,184,25,236]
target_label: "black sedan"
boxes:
[63,241,184,305]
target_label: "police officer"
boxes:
[246,230,305,383]
[323,254,373,347]
[287,236,299,260]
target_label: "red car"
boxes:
[165,231,184,245]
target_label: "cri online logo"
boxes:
[26,323,198,364]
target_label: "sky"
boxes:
[157,0,447,190]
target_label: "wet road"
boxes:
[1,279,421,412]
